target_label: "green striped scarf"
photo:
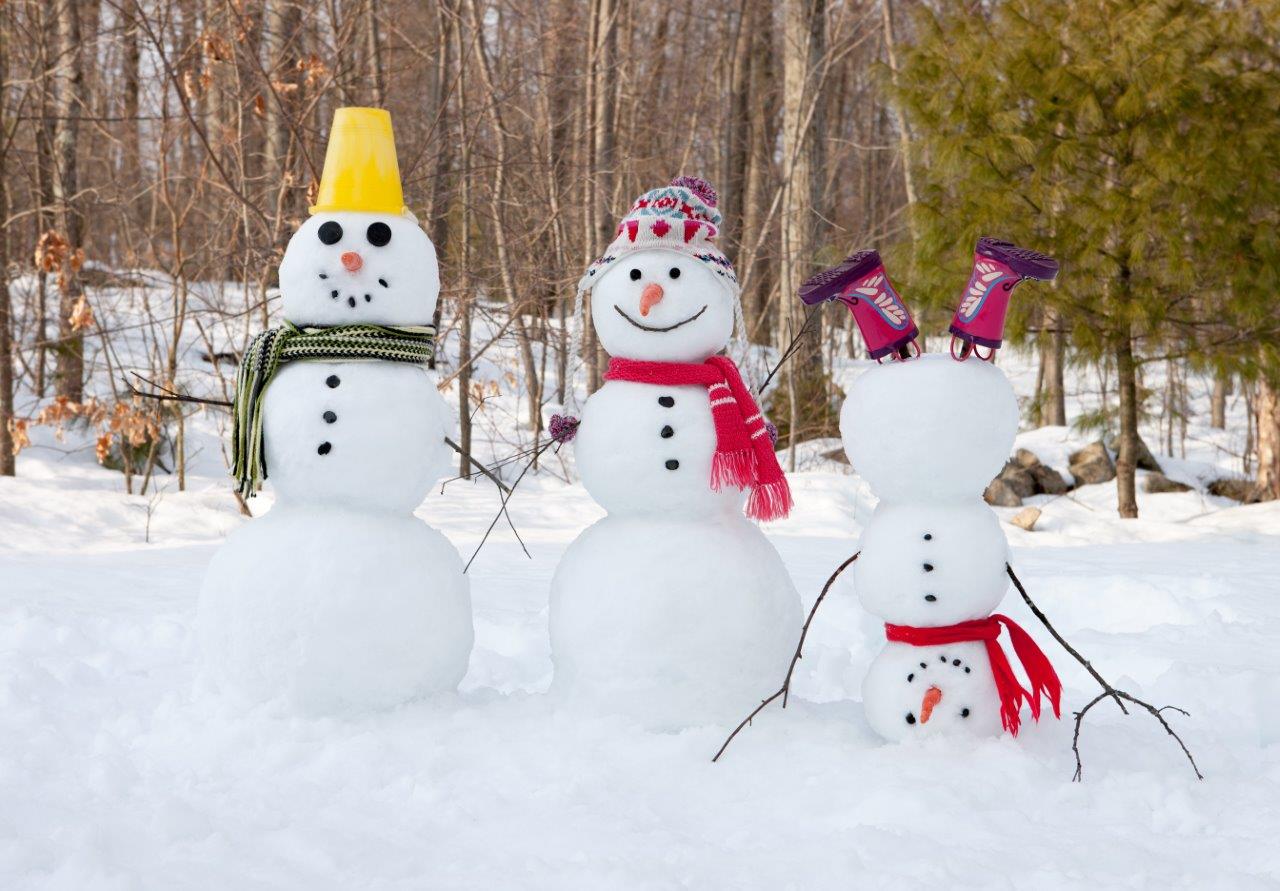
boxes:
[231,321,436,497]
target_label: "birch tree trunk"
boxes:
[0,8,14,475]
[779,0,826,467]
[1256,377,1280,502]
[52,0,86,401]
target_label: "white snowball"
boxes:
[591,250,734,363]
[575,380,745,517]
[198,505,473,713]
[262,362,452,510]
[842,353,1017,501]
[854,499,1009,626]
[279,211,439,327]
[862,641,1003,741]
[548,514,801,729]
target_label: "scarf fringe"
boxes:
[746,478,794,523]
[711,448,756,490]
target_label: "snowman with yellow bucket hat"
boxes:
[197,108,474,713]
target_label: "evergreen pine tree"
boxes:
[893,0,1280,517]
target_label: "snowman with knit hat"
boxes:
[197,108,473,713]
[549,176,802,729]
[800,240,1062,740]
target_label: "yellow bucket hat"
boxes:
[309,107,407,216]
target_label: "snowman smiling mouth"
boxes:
[613,304,708,333]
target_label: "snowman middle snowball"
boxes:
[549,177,802,729]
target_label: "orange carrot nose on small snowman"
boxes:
[341,251,363,272]
[640,282,665,316]
[919,686,943,724]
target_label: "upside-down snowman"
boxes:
[549,176,802,729]
[197,108,472,713]
[800,240,1062,740]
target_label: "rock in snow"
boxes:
[1069,441,1117,486]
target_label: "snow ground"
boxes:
[2,278,1279,889]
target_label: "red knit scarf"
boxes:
[885,615,1062,736]
[604,356,793,521]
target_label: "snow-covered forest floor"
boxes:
[2,276,1279,889]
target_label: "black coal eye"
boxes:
[317,221,343,245]
[629,268,642,281]
[669,267,681,279]
[366,222,392,247]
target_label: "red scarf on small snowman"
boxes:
[885,614,1062,736]
[605,356,792,522]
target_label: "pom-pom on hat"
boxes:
[577,176,739,297]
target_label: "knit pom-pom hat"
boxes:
[577,175,740,298]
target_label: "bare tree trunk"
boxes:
[584,0,617,394]
[427,0,457,357]
[464,0,542,436]
[52,0,87,401]
[721,0,755,260]
[1210,372,1230,430]
[779,0,826,467]
[1256,376,1280,502]
[1041,304,1067,426]
[1114,333,1139,519]
[364,0,385,106]
[879,0,916,244]
[0,10,14,475]
[121,1,142,234]
[455,16,474,478]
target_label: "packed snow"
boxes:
[1,271,1278,887]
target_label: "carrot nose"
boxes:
[639,282,665,317]
[341,251,363,272]
[919,686,943,724]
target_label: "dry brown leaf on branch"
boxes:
[69,296,95,332]
[201,33,231,63]
[35,395,78,427]
[8,419,30,456]
[34,230,69,273]
[95,433,113,465]
[297,55,327,89]
[181,69,200,100]
[253,94,266,118]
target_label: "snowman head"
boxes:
[279,210,439,327]
[579,176,740,365]
[841,354,1018,502]
[280,107,438,327]
[590,249,735,363]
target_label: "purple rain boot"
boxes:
[799,250,920,362]
[949,237,1059,361]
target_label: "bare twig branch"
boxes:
[713,550,861,762]
[1007,564,1202,781]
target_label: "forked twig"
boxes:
[1006,564,1203,781]
[712,551,861,762]
[755,307,820,396]
[463,438,560,573]
[126,372,233,407]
